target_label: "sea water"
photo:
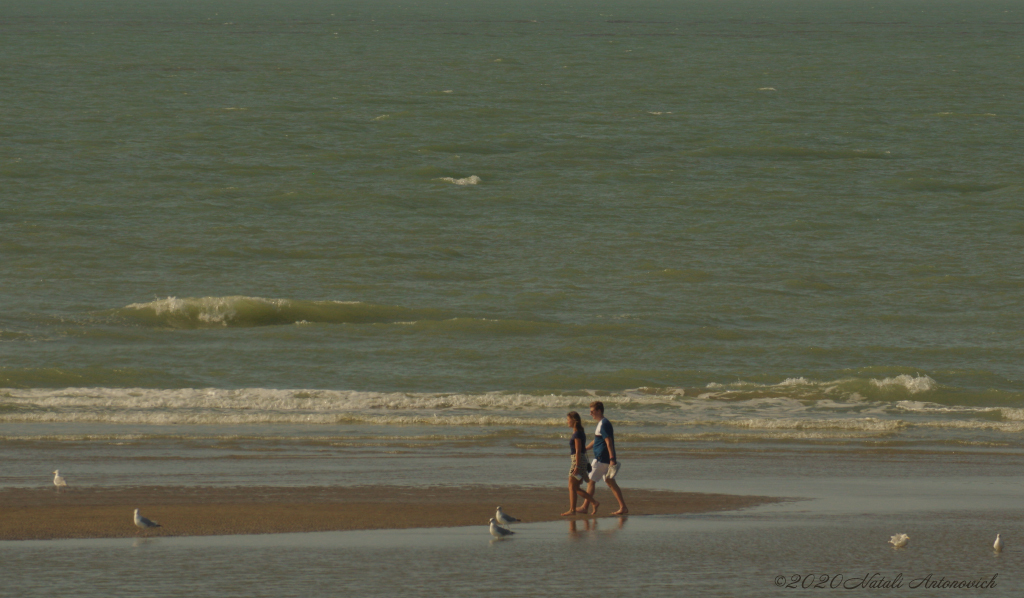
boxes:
[2,0,1023,593]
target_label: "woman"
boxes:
[563,411,599,516]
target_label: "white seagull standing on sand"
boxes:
[52,470,67,492]
[134,509,161,532]
[994,534,1004,552]
[489,518,514,538]
[495,506,520,525]
[889,533,909,548]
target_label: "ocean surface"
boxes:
[2,0,1023,593]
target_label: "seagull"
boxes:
[994,534,1004,552]
[53,470,67,492]
[889,533,909,548]
[495,506,520,525]
[489,518,514,538]
[134,509,161,531]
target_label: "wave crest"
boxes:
[437,175,481,185]
[870,374,936,394]
[112,296,448,329]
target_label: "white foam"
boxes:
[119,296,407,328]
[894,400,966,413]
[919,420,1024,433]
[705,374,937,397]
[126,296,285,326]
[0,387,675,427]
[135,296,232,325]
[998,408,1024,421]
[870,374,936,393]
[0,383,1012,439]
[724,417,906,432]
[895,402,1024,423]
[437,175,481,185]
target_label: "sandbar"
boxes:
[0,485,782,541]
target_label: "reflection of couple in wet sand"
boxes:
[563,401,629,517]
[568,516,625,537]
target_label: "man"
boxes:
[580,401,628,515]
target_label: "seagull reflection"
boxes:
[132,538,157,548]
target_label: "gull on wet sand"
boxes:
[889,533,909,548]
[495,506,520,525]
[134,509,161,531]
[489,518,514,538]
[52,470,67,492]
[994,534,1003,552]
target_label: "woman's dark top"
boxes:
[570,429,586,455]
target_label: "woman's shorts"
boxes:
[569,458,590,483]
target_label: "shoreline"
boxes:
[0,485,783,541]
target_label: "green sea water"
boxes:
[2,0,1023,409]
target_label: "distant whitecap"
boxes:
[437,175,481,185]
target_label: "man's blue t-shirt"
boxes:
[593,418,614,464]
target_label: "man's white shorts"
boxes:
[590,459,609,482]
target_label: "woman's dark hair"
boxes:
[567,411,584,433]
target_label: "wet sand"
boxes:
[0,485,782,540]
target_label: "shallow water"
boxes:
[7,438,1024,595]
[4,508,1021,597]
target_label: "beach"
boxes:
[0,485,778,540]
[3,0,1023,595]
[3,451,1023,597]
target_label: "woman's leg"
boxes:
[574,482,599,514]
[562,477,580,516]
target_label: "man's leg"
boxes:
[606,478,628,515]
[582,479,597,513]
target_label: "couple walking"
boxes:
[564,401,628,516]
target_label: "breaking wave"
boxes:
[701,374,939,401]
[1,381,1022,437]
[110,296,449,329]
[871,374,937,393]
